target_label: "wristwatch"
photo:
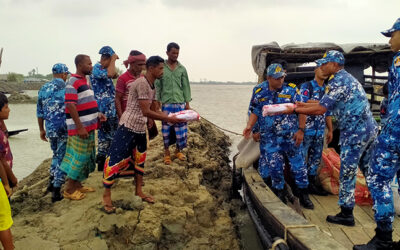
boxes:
[298,127,305,133]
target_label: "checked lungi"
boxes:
[103,125,147,188]
[60,131,96,182]
[161,103,188,150]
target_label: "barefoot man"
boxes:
[102,56,184,213]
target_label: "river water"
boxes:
[7,90,52,180]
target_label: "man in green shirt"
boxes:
[155,42,191,165]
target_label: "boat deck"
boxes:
[302,194,400,249]
[243,167,400,249]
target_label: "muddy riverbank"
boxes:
[10,120,245,250]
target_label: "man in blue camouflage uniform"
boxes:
[300,66,333,196]
[90,46,119,171]
[354,18,400,250]
[249,61,289,185]
[244,63,313,209]
[380,82,400,201]
[37,63,69,202]
[248,84,270,184]
[379,82,389,128]
[294,50,378,226]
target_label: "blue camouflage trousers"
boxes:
[258,133,269,178]
[338,133,376,208]
[262,133,308,190]
[98,116,119,157]
[302,132,324,177]
[49,137,67,188]
[367,131,400,231]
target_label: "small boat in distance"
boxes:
[8,129,28,137]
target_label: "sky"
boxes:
[0,0,399,82]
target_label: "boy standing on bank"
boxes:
[0,93,15,250]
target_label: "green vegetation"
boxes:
[7,72,24,82]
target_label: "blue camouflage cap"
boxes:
[315,50,345,67]
[52,63,70,74]
[99,46,115,56]
[266,63,286,79]
[381,18,400,37]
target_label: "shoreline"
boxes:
[10,119,244,249]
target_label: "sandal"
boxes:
[175,152,186,161]
[79,186,96,193]
[63,190,85,200]
[139,195,155,204]
[101,204,116,214]
[164,155,171,165]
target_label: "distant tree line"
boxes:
[3,72,52,83]
[6,72,24,82]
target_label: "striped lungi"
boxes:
[103,125,147,188]
[60,131,96,182]
[161,103,188,150]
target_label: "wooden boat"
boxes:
[236,42,398,249]
[242,166,400,249]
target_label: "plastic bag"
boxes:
[168,110,200,122]
[262,103,295,116]
[235,137,260,169]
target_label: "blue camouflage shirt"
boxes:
[385,52,400,137]
[300,80,331,136]
[319,69,377,145]
[90,62,117,118]
[36,78,67,138]
[249,82,262,133]
[249,81,305,136]
[380,97,389,128]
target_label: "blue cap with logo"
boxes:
[315,50,345,67]
[266,63,286,79]
[381,18,400,37]
[99,46,115,56]
[52,63,70,74]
